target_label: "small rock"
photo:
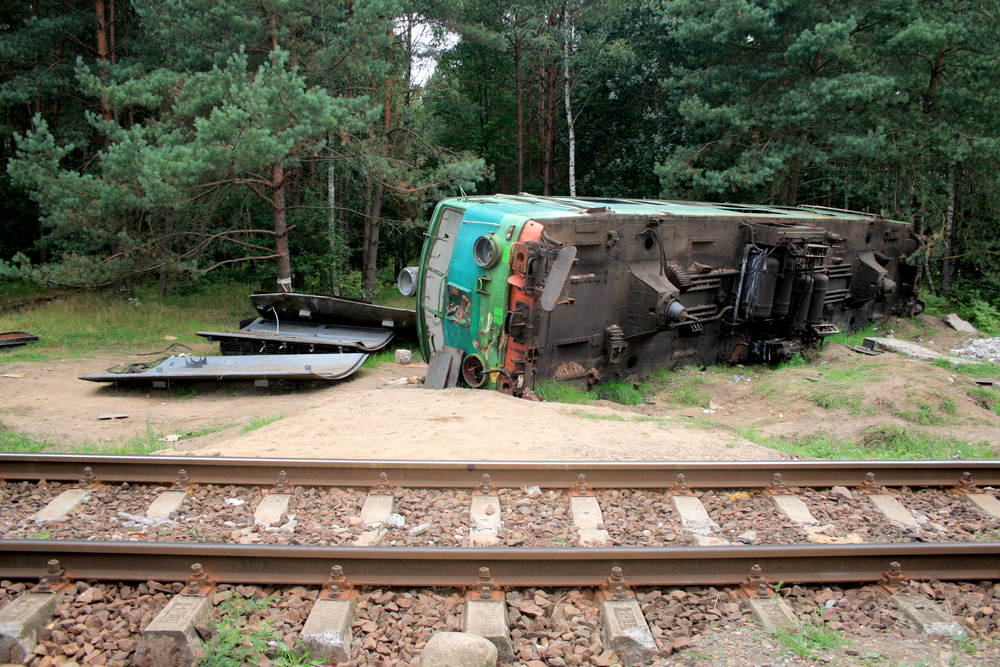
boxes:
[830,486,853,501]
[944,314,977,334]
[409,523,431,536]
[737,530,757,544]
[394,349,413,364]
[485,504,496,515]
[386,513,405,528]
[420,632,498,667]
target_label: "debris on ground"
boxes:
[943,313,978,334]
[952,337,1000,364]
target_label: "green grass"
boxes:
[569,409,666,424]
[241,413,289,434]
[535,380,593,404]
[0,422,48,453]
[825,322,877,348]
[0,280,68,311]
[775,353,809,369]
[751,377,785,401]
[933,357,1000,376]
[0,281,255,362]
[773,614,845,659]
[818,363,885,382]
[743,425,996,460]
[642,367,711,408]
[168,384,201,399]
[200,592,323,667]
[180,424,235,440]
[0,420,171,454]
[360,341,420,370]
[593,381,644,405]
[808,388,874,416]
[967,386,1000,415]
[973,528,1000,542]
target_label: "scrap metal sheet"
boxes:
[80,353,367,384]
[0,331,39,348]
[197,318,395,353]
[250,292,417,338]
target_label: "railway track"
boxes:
[2,454,999,667]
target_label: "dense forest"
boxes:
[1,0,998,324]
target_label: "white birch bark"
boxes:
[563,17,576,196]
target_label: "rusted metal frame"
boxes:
[1,455,999,489]
[2,541,998,588]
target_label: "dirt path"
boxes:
[0,351,781,461]
[0,314,996,461]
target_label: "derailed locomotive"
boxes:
[411,195,924,396]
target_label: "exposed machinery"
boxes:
[406,195,924,396]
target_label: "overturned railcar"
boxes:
[412,195,924,396]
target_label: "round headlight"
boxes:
[461,353,488,387]
[397,266,418,297]
[473,234,500,269]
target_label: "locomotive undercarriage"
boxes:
[498,211,923,396]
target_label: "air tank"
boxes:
[792,274,815,329]
[807,273,830,325]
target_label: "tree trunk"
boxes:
[941,162,957,296]
[273,163,292,292]
[563,17,576,197]
[363,182,384,293]
[328,157,338,293]
[95,0,111,122]
[515,36,524,193]
[362,76,392,294]
[543,58,556,196]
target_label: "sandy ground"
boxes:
[0,352,782,461]
[1,313,996,462]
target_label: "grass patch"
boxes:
[751,377,785,401]
[536,381,593,404]
[643,367,711,408]
[569,409,665,424]
[0,282,256,362]
[885,396,945,425]
[825,323,876,348]
[593,381,644,405]
[773,614,846,659]
[0,420,170,455]
[0,422,48,453]
[818,363,885,383]
[200,592,322,667]
[933,357,1000,376]
[973,528,1000,542]
[360,348,396,369]
[168,384,201,399]
[241,413,289,434]
[749,425,995,460]
[774,353,809,369]
[180,424,235,440]
[967,386,1000,415]
[69,423,168,455]
[808,387,874,416]
[730,422,763,442]
[360,341,420,370]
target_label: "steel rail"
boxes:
[2,541,998,588]
[2,454,1000,489]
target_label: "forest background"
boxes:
[1,0,999,329]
